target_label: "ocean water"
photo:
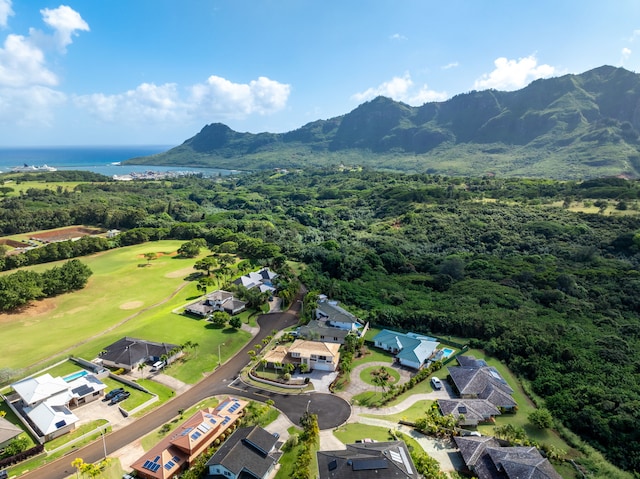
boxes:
[0,146,237,177]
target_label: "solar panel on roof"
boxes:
[71,384,93,396]
[54,420,66,428]
[210,418,217,425]
[142,460,153,470]
[191,431,202,440]
[197,423,211,433]
[154,455,160,462]
[352,459,388,471]
[328,459,337,471]
[172,455,180,463]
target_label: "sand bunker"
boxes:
[120,301,144,310]
[165,266,196,279]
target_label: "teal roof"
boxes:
[373,329,439,365]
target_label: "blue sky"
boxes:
[0,1,639,146]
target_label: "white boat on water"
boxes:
[10,163,58,173]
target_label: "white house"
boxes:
[24,402,79,442]
[288,339,341,371]
[373,329,439,370]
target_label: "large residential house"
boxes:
[233,267,278,293]
[447,355,516,412]
[184,290,246,317]
[454,436,562,479]
[317,441,419,479]
[288,339,341,372]
[298,298,367,344]
[131,398,248,479]
[437,399,500,427]
[372,329,440,370]
[10,371,106,441]
[98,337,181,372]
[206,425,281,479]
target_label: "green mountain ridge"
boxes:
[127,65,640,179]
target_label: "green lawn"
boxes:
[359,365,400,387]
[333,423,423,454]
[274,427,304,479]
[1,241,252,386]
[361,400,434,424]
[352,346,395,368]
[45,420,108,452]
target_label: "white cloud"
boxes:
[0,4,88,126]
[629,30,640,42]
[0,33,58,87]
[352,73,447,105]
[38,5,89,52]
[0,85,65,126]
[190,75,290,118]
[74,83,186,123]
[473,55,555,91]
[389,33,407,41]
[441,62,459,70]
[0,0,13,28]
[621,47,632,66]
[75,75,291,124]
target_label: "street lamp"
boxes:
[100,428,107,459]
[306,399,311,413]
[218,343,224,367]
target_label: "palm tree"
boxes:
[160,354,169,370]
[137,362,145,378]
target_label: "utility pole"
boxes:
[101,428,107,459]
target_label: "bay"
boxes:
[0,146,238,177]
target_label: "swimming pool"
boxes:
[441,348,455,358]
[63,370,88,382]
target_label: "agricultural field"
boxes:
[1,240,250,383]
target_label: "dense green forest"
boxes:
[2,169,640,472]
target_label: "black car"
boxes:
[103,388,124,401]
[109,391,130,405]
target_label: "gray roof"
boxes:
[316,301,360,325]
[206,426,278,478]
[454,436,562,479]
[298,320,352,342]
[100,337,179,368]
[0,416,22,444]
[448,356,515,408]
[437,399,500,425]
[317,441,419,479]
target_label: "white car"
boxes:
[431,377,443,390]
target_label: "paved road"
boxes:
[20,299,351,479]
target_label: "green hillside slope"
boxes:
[126,66,640,179]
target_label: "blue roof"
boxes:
[373,329,439,365]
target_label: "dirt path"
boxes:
[25,280,192,371]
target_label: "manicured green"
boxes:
[361,400,435,424]
[359,365,400,387]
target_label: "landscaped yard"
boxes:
[359,365,401,387]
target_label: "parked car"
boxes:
[430,377,443,390]
[103,388,124,401]
[109,391,130,405]
[150,360,165,372]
